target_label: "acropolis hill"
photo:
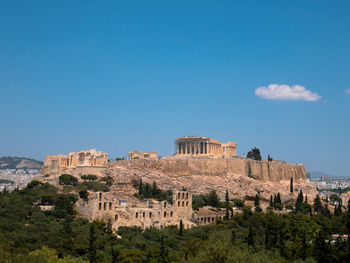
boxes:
[40,136,317,206]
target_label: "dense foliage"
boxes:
[247,147,262,161]
[0,182,350,262]
[134,180,173,203]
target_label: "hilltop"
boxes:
[0,156,43,169]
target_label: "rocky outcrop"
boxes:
[117,156,306,181]
[102,157,317,206]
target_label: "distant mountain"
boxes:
[308,171,334,179]
[0,156,43,169]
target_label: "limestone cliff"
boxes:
[102,157,317,206]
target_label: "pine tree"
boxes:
[290,177,293,193]
[254,194,260,207]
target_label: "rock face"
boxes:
[102,157,317,206]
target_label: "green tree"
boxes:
[138,178,143,195]
[89,222,97,263]
[152,181,160,197]
[247,147,262,161]
[276,193,281,204]
[179,219,183,236]
[290,177,294,193]
[269,195,273,207]
[233,198,244,208]
[295,189,304,212]
[313,195,323,213]
[254,194,260,207]
[247,226,255,250]
[79,189,89,201]
[59,174,78,186]
[207,190,220,208]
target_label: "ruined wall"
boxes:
[75,187,196,230]
[126,157,306,182]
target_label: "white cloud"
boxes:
[255,84,321,101]
[345,88,350,95]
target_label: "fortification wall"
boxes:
[126,157,305,182]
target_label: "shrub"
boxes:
[101,176,114,186]
[59,174,78,186]
[77,182,109,192]
[233,198,244,208]
[27,180,43,189]
[79,189,89,201]
[80,174,98,181]
[255,206,262,213]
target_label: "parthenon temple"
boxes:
[176,136,237,157]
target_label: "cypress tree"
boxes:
[276,193,281,204]
[314,195,323,213]
[269,195,273,207]
[247,226,255,250]
[254,194,260,207]
[138,178,143,195]
[89,222,97,263]
[295,189,304,212]
[179,219,183,236]
[225,206,230,220]
[290,177,293,193]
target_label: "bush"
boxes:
[101,176,114,186]
[285,204,294,210]
[77,182,109,192]
[255,206,262,213]
[59,174,78,186]
[79,189,89,201]
[62,185,73,193]
[273,203,284,211]
[80,174,98,181]
[233,198,244,208]
[27,180,43,189]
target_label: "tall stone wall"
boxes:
[126,157,305,182]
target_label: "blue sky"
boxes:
[0,1,349,177]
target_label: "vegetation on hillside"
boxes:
[0,181,350,262]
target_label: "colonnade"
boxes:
[177,141,222,155]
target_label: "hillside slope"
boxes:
[0,156,43,169]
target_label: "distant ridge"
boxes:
[308,171,335,179]
[0,156,43,169]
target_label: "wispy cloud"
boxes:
[255,84,321,101]
[345,88,350,95]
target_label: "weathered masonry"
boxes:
[76,188,196,230]
[41,149,108,175]
[127,151,158,161]
[176,136,237,157]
